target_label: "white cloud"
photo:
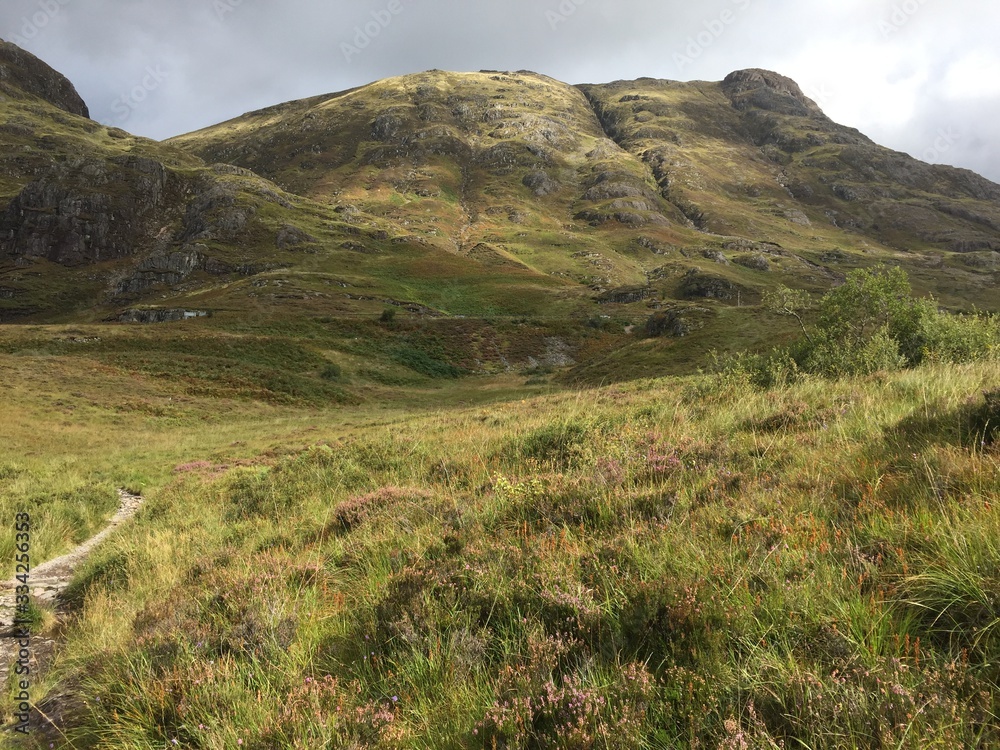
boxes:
[943,50,1000,100]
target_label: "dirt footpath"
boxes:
[0,489,144,738]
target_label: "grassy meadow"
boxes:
[2,316,999,748]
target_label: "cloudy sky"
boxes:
[2,0,998,182]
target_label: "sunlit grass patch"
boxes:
[5,350,1000,747]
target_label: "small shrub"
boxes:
[514,420,590,466]
[222,467,289,521]
[332,486,432,532]
[320,363,343,381]
[0,463,24,480]
[716,348,801,389]
[477,664,656,748]
[917,305,1000,364]
[799,326,907,378]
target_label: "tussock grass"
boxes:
[5,359,998,747]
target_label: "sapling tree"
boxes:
[764,285,814,343]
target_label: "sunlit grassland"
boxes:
[4,350,997,747]
[0,323,546,572]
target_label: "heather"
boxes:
[8,360,997,748]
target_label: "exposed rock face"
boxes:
[721,69,824,118]
[178,182,252,243]
[734,253,771,272]
[597,286,651,305]
[0,40,89,117]
[0,156,179,265]
[114,247,205,295]
[276,224,318,250]
[0,147,301,292]
[680,273,739,301]
[645,310,689,338]
[522,170,560,196]
[116,308,210,323]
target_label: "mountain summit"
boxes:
[721,68,827,117]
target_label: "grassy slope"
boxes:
[581,77,1000,313]
[4,331,999,747]
[167,70,686,301]
[5,66,999,384]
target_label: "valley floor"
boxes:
[1,324,999,748]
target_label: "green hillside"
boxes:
[2,42,1000,749]
[2,49,999,384]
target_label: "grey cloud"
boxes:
[1,0,997,182]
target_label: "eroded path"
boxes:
[0,489,144,735]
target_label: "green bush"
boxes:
[799,325,907,378]
[730,268,1000,383]
[816,266,922,356]
[508,419,590,466]
[714,349,801,389]
[916,303,1000,364]
[320,363,343,381]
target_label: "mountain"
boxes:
[1,43,999,378]
[0,39,88,117]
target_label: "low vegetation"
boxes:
[721,267,1000,386]
[4,326,999,747]
[5,41,1000,750]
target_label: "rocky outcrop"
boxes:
[0,149,302,277]
[116,308,210,324]
[276,224,318,250]
[0,40,89,117]
[178,181,252,243]
[597,286,651,305]
[721,69,825,118]
[734,253,771,272]
[113,246,206,295]
[522,170,560,196]
[644,309,689,338]
[680,272,751,302]
[0,156,180,265]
